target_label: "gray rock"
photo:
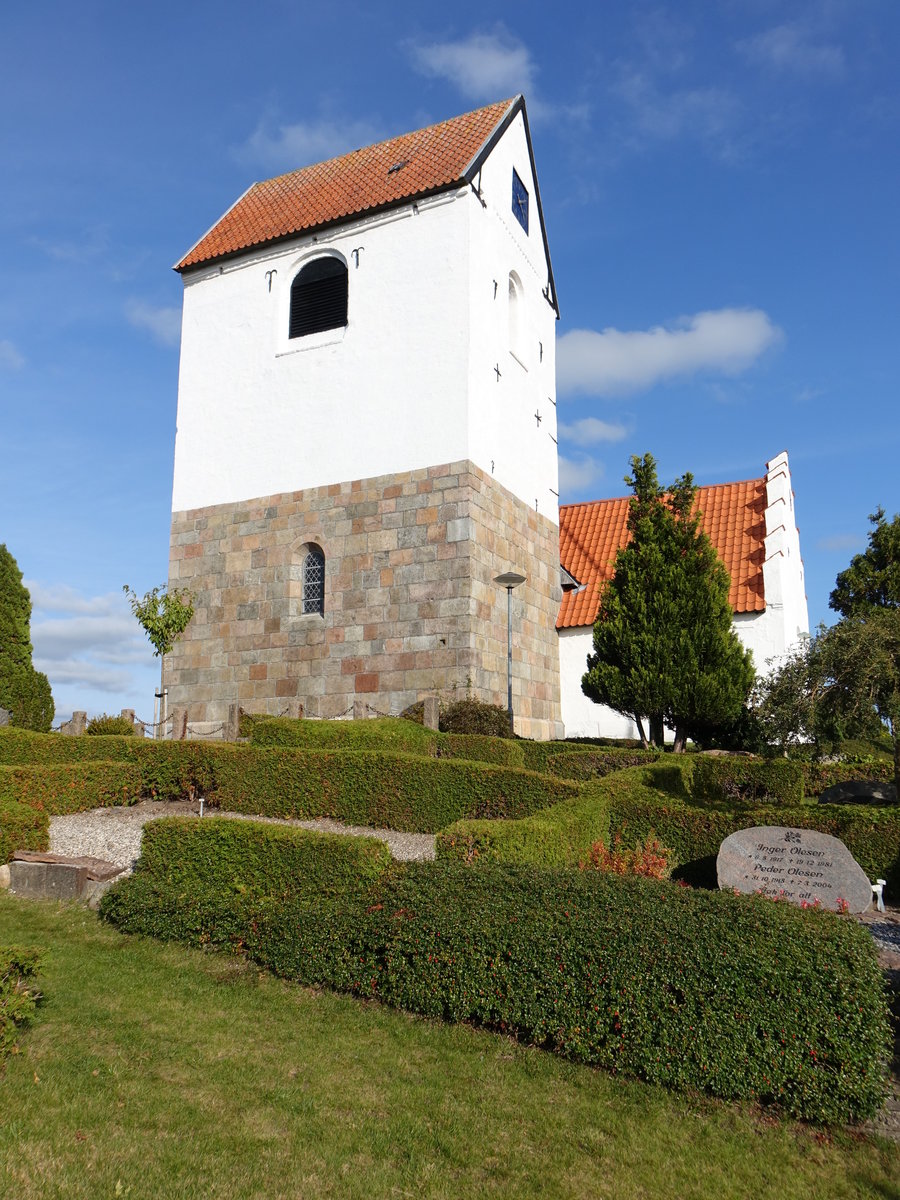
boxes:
[0,707,10,727]
[717,825,873,913]
[819,779,897,806]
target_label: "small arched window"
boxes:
[289,256,348,339]
[508,271,523,361]
[302,546,325,615]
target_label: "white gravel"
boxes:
[48,801,435,873]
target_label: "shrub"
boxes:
[691,756,806,807]
[0,762,143,816]
[0,798,48,862]
[249,863,888,1124]
[580,833,670,879]
[0,946,42,1061]
[249,716,438,755]
[439,699,513,738]
[437,786,611,868]
[543,748,663,782]
[803,759,896,798]
[100,818,394,951]
[212,748,580,832]
[86,713,136,737]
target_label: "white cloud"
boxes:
[612,69,741,150]
[557,308,783,397]
[409,28,536,103]
[557,417,628,446]
[237,116,383,173]
[26,582,123,616]
[125,300,181,347]
[816,534,863,552]
[740,24,845,79]
[32,659,134,695]
[558,454,603,496]
[0,339,25,370]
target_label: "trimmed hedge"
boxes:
[691,756,807,808]
[0,799,48,863]
[543,748,663,782]
[0,762,143,816]
[602,766,900,891]
[135,815,392,899]
[803,760,896,798]
[436,785,611,868]
[103,856,891,1123]
[100,817,394,951]
[212,748,581,832]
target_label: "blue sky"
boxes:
[2,0,898,723]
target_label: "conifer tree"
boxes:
[581,454,755,750]
[0,544,54,731]
[829,507,900,616]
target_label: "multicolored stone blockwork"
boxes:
[166,461,562,740]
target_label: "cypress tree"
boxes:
[581,454,755,750]
[0,544,54,731]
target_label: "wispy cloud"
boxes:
[27,583,154,710]
[237,115,383,173]
[558,454,603,496]
[125,300,181,348]
[557,308,783,397]
[611,69,741,153]
[816,533,863,552]
[0,339,25,370]
[409,28,536,102]
[740,23,845,79]
[557,417,628,446]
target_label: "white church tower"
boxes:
[167,97,563,738]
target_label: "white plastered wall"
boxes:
[171,110,558,520]
[558,452,810,738]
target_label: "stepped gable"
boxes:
[558,477,768,630]
[176,98,516,271]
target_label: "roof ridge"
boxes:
[558,475,766,509]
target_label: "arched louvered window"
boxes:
[289,257,348,339]
[302,546,325,615]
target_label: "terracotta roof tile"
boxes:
[176,99,516,271]
[558,477,767,629]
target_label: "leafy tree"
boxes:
[0,544,54,731]
[829,507,900,616]
[123,584,195,658]
[581,454,755,751]
[755,613,900,794]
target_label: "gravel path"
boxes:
[48,801,435,872]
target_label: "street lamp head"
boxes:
[493,571,526,589]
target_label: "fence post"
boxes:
[62,711,87,737]
[423,696,440,731]
[224,703,241,742]
[285,698,304,720]
[352,698,366,721]
[170,707,189,741]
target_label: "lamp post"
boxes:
[493,571,526,734]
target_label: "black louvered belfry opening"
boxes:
[289,257,348,339]
[302,547,325,615]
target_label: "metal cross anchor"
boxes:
[534,409,542,426]
[494,364,502,382]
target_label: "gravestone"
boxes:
[819,780,897,806]
[717,825,872,913]
[0,707,10,727]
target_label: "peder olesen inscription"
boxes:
[717,825,872,913]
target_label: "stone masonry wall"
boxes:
[166,460,563,740]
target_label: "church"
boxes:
[166,96,808,741]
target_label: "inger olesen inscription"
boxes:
[717,826,872,913]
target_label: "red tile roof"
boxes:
[558,478,767,629]
[176,99,516,271]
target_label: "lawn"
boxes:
[1,895,898,1200]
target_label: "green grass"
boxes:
[1,897,898,1199]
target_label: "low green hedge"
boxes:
[437,785,611,867]
[602,766,900,891]
[100,817,394,951]
[212,748,580,832]
[0,799,48,863]
[691,757,807,807]
[543,748,663,782]
[0,762,143,816]
[135,816,393,899]
[104,856,890,1124]
[0,946,42,1061]
[803,760,896,798]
